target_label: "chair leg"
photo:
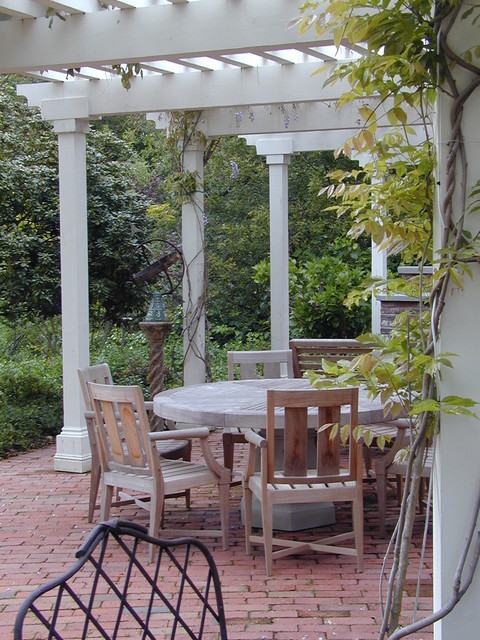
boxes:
[376,464,388,538]
[218,481,230,551]
[88,463,101,523]
[244,486,253,556]
[261,500,274,577]
[352,496,364,573]
[100,483,113,521]
[363,445,373,478]
[183,445,192,509]
[149,489,164,563]
[222,432,235,471]
[396,475,403,505]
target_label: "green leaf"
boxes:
[340,423,351,444]
[461,6,475,19]
[442,395,477,408]
[362,428,374,447]
[410,399,440,414]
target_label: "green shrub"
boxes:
[92,326,150,391]
[288,254,370,339]
[0,357,63,457]
[91,324,185,393]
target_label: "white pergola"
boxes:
[0,3,479,638]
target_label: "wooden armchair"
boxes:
[375,431,433,537]
[243,386,363,576]
[289,338,373,378]
[227,349,293,380]
[89,382,230,557]
[78,363,191,522]
[223,349,293,477]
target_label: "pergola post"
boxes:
[243,136,294,349]
[266,152,291,349]
[40,98,91,473]
[181,139,206,385]
[432,25,480,637]
[371,239,387,333]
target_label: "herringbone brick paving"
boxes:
[0,432,433,639]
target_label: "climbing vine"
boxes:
[297,0,480,637]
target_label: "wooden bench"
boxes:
[289,338,373,378]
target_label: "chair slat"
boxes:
[284,406,308,477]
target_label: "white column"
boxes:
[52,115,91,472]
[19,97,91,473]
[353,153,386,334]
[182,140,206,385]
[433,24,480,639]
[371,239,387,333]
[266,153,291,349]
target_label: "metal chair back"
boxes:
[14,519,228,640]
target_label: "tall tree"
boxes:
[0,77,154,329]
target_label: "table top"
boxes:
[153,378,388,430]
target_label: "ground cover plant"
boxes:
[0,317,270,458]
[0,321,62,457]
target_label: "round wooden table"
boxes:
[153,378,388,429]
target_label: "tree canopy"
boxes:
[0,78,155,327]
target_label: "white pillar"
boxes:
[433,23,480,639]
[371,239,387,333]
[182,140,206,385]
[266,153,290,349]
[40,99,91,472]
[353,153,386,334]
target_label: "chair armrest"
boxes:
[243,429,267,482]
[145,401,154,413]
[149,427,210,441]
[244,429,266,448]
[375,419,410,467]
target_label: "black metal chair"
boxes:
[14,519,228,640]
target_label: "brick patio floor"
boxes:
[0,433,433,640]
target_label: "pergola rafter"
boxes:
[0,1,338,75]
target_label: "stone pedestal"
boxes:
[140,321,172,431]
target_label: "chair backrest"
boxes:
[265,387,361,485]
[78,363,114,411]
[227,349,293,380]
[289,339,373,378]
[88,382,159,479]
[14,519,228,640]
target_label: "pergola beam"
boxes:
[0,0,326,73]
[17,62,348,115]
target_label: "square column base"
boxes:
[242,496,336,532]
[54,427,92,473]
